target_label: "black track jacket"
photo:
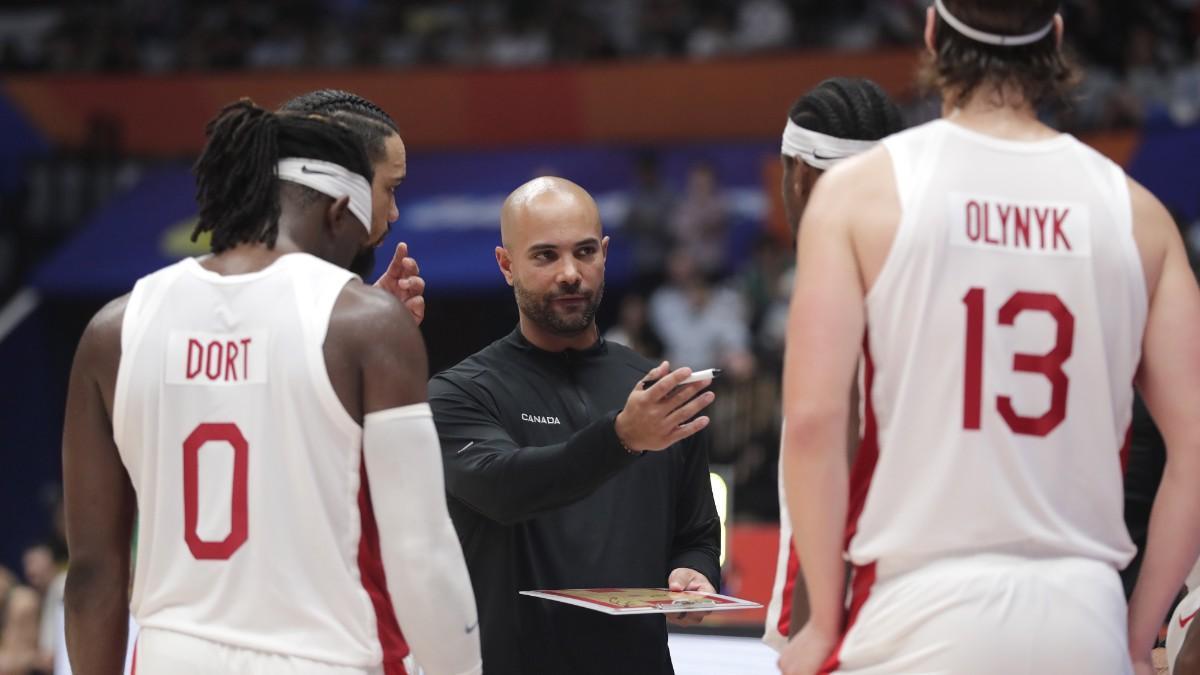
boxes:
[428,328,721,675]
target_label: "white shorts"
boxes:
[133,628,385,675]
[828,554,1132,675]
[1166,586,1199,674]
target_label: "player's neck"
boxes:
[518,315,600,353]
[201,237,304,276]
[943,87,1059,142]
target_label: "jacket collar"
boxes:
[504,325,608,360]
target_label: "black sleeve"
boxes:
[429,375,638,526]
[668,427,721,589]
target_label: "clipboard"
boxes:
[519,588,761,615]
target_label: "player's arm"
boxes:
[62,296,135,675]
[1127,179,1200,671]
[778,155,878,673]
[429,381,639,525]
[334,285,481,675]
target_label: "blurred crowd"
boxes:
[0,499,65,675]
[608,156,799,519]
[1,0,1199,129]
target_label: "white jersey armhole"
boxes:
[866,124,947,308]
[1071,141,1147,303]
[112,263,188,449]
[292,266,362,440]
[1107,160,1148,326]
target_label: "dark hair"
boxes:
[788,77,905,142]
[191,98,374,253]
[920,0,1077,108]
[280,89,399,163]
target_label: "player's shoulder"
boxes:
[807,141,899,227]
[824,143,893,186]
[82,293,131,354]
[1125,174,1179,295]
[819,118,920,195]
[334,277,405,316]
[69,293,130,381]
[874,117,943,153]
[330,280,421,350]
[1126,175,1174,230]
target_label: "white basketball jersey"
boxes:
[113,254,406,669]
[849,120,1144,570]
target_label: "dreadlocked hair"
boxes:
[280,89,399,163]
[192,98,374,253]
[788,77,905,142]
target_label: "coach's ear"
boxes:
[495,246,515,287]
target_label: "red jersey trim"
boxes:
[844,335,880,549]
[358,459,410,675]
[775,541,801,638]
[821,334,883,673]
[1118,422,1132,476]
[818,562,878,674]
[778,333,881,645]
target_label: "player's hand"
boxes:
[373,241,426,326]
[778,623,838,675]
[666,567,714,627]
[614,362,715,452]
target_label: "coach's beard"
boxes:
[515,279,603,336]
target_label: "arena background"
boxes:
[1,0,1198,664]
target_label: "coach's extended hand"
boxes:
[374,241,426,325]
[614,362,715,452]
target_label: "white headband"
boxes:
[781,119,878,170]
[934,0,1055,47]
[276,158,373,233]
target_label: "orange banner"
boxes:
[3,51,924,154]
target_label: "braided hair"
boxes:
[280,89,399,163]
[191,98,374,253]
[788,77,905,143]
[782,79,904,244]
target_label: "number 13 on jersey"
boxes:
[962,288,1075,437]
